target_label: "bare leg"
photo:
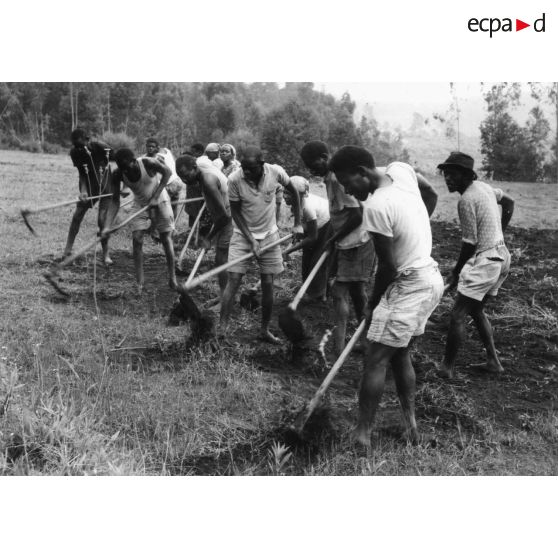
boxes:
[63,204,89,257]
[132,230,145,295]
[348,281,367,321]
[97,205,113,265]
[259,273,279,344]
[391,347,419,443]
[470,299,504,373]
[215,246,229,296]
[160,231,178,291]
[333,282,350,356]
[220,272,243,330]
[353,341,397,448]
[440,294,470,378]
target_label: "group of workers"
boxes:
[61,128,514,448]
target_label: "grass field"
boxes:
[0,149,557,475]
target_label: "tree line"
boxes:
[0,82,408,176]
[480,82,558,182]
[2,82,556,182]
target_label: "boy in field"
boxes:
[175,154,233,295]
[63,128,120,264]
[282,176,332,301]
[144,138,185,220]
[329,146,443,448]
[437,152,514,378]
[220,146,303,343]
[300,141,375,357]
[113,148,177,295]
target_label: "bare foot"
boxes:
[351,424,373,449]
[485,358,504,374]
[103,256,114,266]
[169,277,178,291]
[259,329,281,344]
[136,284,144,297]
[56,252,72,263]
[402,426,420,446]
[437,361,455,379]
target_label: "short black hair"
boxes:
[328,146,375,174]
[115,148,136,166]
[300,141,329,163]
[175,154,197,170]
[71,128,88,143]
[190,143,205,155]
[239,145,263,161]
[145,137,159,146]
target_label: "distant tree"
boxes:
[327,92,359,150]
[357,113,410,165]
[480,83,546,181]
[261,99,327,174]
[529,82,558,182]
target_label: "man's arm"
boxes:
[200,174,231,245]
[446,241,476,289]
[415,172,438,217]
[77,172,89,201]
[143,158,171,204]
[284,180,302,228]
[230,199,260,255]
[284,220,318,255]
[276,198,282,225]
[368,233,398,313]
[498,194,514,232]
[326,206,362,247]
[100,168,123,237]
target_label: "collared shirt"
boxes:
[228,163,288,239]
[325,171,370,249]
[458,181,504,252]
[362,162,434,272]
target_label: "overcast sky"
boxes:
[316,82,483,104]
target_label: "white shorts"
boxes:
[458,244,510,301]
[227,230,284,275]
[131,198,175,234]
[367,263,444,348]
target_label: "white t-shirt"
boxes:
[303,192,330,229]
[362,162,434,272]
[142,148,180,183]
[197,155,224,171]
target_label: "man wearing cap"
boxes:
[328,146,443,448]
[198,143,224,172]
[283,176,332,301]
[437,152,514,378]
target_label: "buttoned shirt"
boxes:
[228,163,288,239]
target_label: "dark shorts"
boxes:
[214,220,233,250]
[302,222,332,298]
[336,238,375,283]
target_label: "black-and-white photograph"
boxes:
[1,81,556,476]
